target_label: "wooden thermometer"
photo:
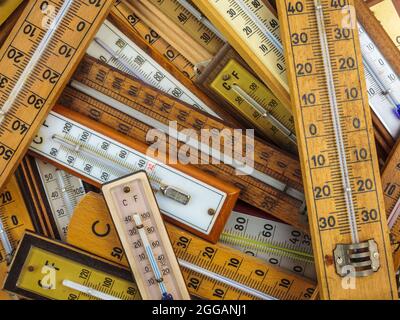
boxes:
[0,174,37,300]
[381,139,400,270]
[102,172,190,300]
[3,232,141,300]
[0,0,112,190]
[66,56,307,233]
[67,192,317,300]
[29,106,239,243]
[276,0,397,299]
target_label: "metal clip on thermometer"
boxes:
[102,171,190,300]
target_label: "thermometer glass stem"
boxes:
[93,38,147,83]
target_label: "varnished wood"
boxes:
[102,172,190,300]
[355,0,400,75]
[380,138,400,265]
[111,1,197,80]
[0,0,26,48]
[368,0,400,49]
[195,0,291,108]
[277,0,397,299]
[0,0,23,26]
[144,0,224,56]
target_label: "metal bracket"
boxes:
[334,239,380,277]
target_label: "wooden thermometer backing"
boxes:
[67,192,317,300]
[276,0,397,299]
[0,0,112,190]
[3,231,140,300]
[18,155,92,241]
[102,172,190,300]
[125,0,215,65]
[354,0,399,75]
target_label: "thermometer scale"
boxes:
[102,171,190,300]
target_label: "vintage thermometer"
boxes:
[355,0,400,142]
[221,210,316,281]
[195,0,290,108]
[369,0,400,50]
[0,1,27,48]
[144,0,225,57]
[60,85,308,233]
[87,20,221,119]
[0,0,112,190]
[29,106,239,242]
[200,51,297,152]
[17,155,83,240]
[89,19,246,128]
[0,0,24,26]
[0,174,38,300]
[67,192,317,300]
[3,232,141,300]
[33,158,87,240]
[67,56,308,232]
[101,15,245,127]
[111,0,197,80]
[102,172,190,300]
[276,0,397,299]
[196,0,399,154]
